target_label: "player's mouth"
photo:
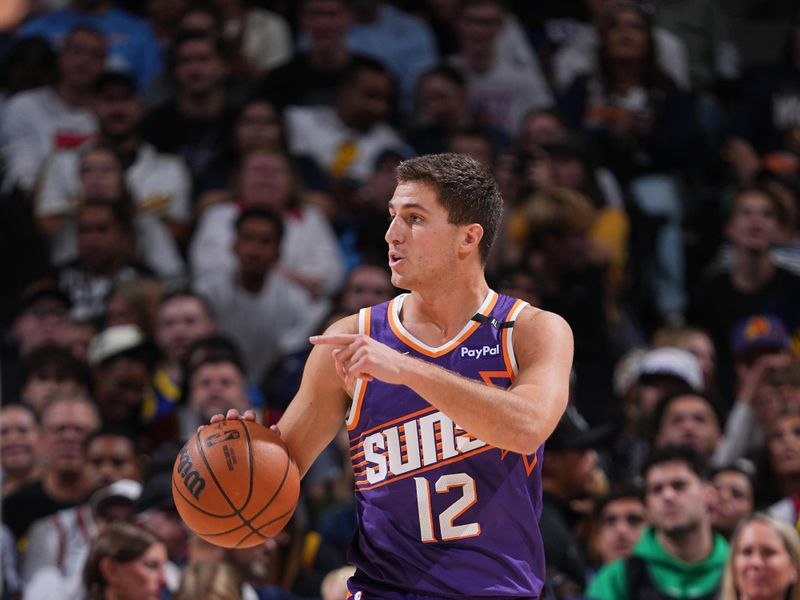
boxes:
[388,251,404,267]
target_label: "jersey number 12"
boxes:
[414,473,480,542]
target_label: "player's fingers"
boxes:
[270,424,282,438]
[209,413,225,424]
[225,409,242,420]
[242,410,257,421]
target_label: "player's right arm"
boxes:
[276,315,357,478]
[212,314,357,479]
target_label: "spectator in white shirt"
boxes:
[1,25,105,194]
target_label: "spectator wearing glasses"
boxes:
[2,391,100,541]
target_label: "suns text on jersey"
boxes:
[353,410,490,489]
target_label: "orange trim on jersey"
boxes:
[386,292,499,358]
[354,405,439,440]
[355,445,494,491]
[345,307,372,431]
[478,370,512,387]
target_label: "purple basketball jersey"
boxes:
[345,290,545,598]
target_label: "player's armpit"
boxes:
[276,314,358,478]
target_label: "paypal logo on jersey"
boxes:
[460,344,500,359]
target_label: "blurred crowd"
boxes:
[1,0,800,598]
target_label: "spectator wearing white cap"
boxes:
[88,324,158,433]
[610,346,703,482]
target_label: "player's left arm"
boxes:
[314,306,573,455]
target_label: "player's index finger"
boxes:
[310,334,359,345]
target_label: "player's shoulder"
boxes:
[514,304,572,337]
[324,312,360,335]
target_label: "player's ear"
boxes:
[461,223,484,255]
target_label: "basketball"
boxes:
[172,419,300,548]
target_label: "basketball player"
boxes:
[214,153,573,598]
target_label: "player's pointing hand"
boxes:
[311,334,408,387]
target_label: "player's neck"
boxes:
[403,278,490,341]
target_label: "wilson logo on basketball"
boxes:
[205,430,241,447]
[177,446,207,499]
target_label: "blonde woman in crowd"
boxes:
[720,513,800,600]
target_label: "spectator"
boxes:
[257,0,372,111]
[763,407,800,521]
[195,207,328,385]
[710,461,756,539]
[23,432,143,583]
[0,25,104,194]
[82,522,168,600]
[653,392,723,463]
[0,404,41,497]
[11,285,76,360]
[284,59,409,186]
[18,344,90,415]
[587,446,729,599]
[190,148,345,302]
[337,263,394,314]
[713,316,794,467]
[2,391,100,540]
[56,200,152,323]
[551,0,690,94]
[142,31,238,197]
[148,348,252,445]
[690,188,800,407]
[448,0,553,137]
[105,278,165,338]
[43,146,186,286]
[421,0,550,77]
[143,0,187,51]
[345,0,438,114]
[20,0,162,91]
[88,324,158,433]
[36,70,192,243]
[560,2,699,325]
[652,325,717,396]
[720,513,800,600]
[146,290,217,420]
[588,484,648,570]
[209,0,292,79]
[522,187,620,427]
[610,347,701,481]
[540,406,611,593]
[408,64,508,158]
